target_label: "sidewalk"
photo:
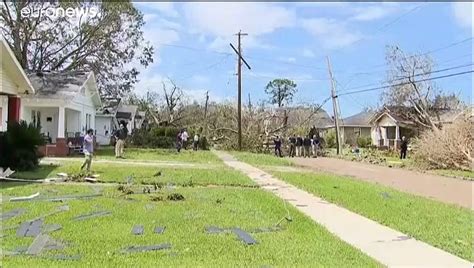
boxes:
[293,157,473,209]
[214,151,471,267]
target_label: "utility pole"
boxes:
[327,56,342,155]
[230,31,251,150]
[204,90,209,136]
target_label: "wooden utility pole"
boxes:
[230,31,251,150]
[327,56,342,155]
[204,90,209,136]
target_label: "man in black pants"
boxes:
[303,135,312,158]
[400,136,408,159]
[274,136,282,157]
[296,135,303,157]
[288,134,296,157]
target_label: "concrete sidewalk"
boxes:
[214,151,471,267]
[293,157,473,209]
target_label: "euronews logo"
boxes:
[21,6,99,19]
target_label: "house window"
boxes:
[31,110,41,128]
[354,127,361,136]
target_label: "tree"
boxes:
[265,79,297,107]
[382,46,461,131]
[161,79,186,126]
[1,1,153,97]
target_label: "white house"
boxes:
[21,71,101,156]
[0,38,35,131]
[95,98,121,145]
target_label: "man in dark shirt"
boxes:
[296,136,303,157]
[303,135,312,158]
[400,136,408,159]
[114,122,128,158]
[288,134,296,157]
[274,135,282,157]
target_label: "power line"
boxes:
[245,55,327,70]
[159,43,232,56]
[338,62,474,93]
[338,70,474,97]
[248,70,328,82]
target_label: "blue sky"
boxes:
[132,2,472,117]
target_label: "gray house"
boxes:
[340,110,376,146]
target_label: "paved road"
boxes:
[214,151,471,267]
[292,157,473,209]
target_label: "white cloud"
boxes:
[302,48,315,58]
[452,2,473,28]
[301,18,362,50]
[351,5,399,21]
[136,2,179,18]
[183,3,295,50]
[278,57,296,63]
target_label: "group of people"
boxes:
[273,134,321,158]
[176,128,200,152]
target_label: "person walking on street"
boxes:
[274,135,282,157]
[114,122,128,158]
[296,135,303,157]
[81,129,94,172]
[288,134,296,157]
[312,135,320,157]
[303,135,311,158]
[193,133,199,151]
[400,136,408,159]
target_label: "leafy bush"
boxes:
[0,121,45,171]
[324,129,336,148]
[414,116,473,170]
[356,136,372,148]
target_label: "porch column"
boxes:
[7,96,21,122]
[395,125,400,148]
[58,106,65,138]
[383,127,388,146]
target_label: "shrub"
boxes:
[0,121,45,171]
[414,116,473,170]
[356,136,372,148]
[325,129,336,148]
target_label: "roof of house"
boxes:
[97,98,121,116]
[1,38,35,94]
[341,111,376,127]
[116,104,138,120]
[26,70,101,107]
[370,105,464,126]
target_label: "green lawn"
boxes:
[12,162,255,187]
[264,170,473,261]
[93,147,222,164]
[231,151,294,167]
[1,183,379,267]
[433,169,474,181]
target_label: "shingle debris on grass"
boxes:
[1,208,26,221]
[205,226,226,234]
[73,210,111,221]
[43,224,62,234]
[250,226,283,233]
[10,192,40,202]
[17,218,43,237]
[132,225,144,235]
[45,254,81,261]
[232,228,257,245]
[26,233,50,255]
[120,243,171,253]
[154,226,165,234]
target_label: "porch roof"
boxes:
[1,38,35,94]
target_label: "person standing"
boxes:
[274,135,282,157]
[400,136,408,159]
[193,133,199,151]
[176,130,183,153]
[303,135,311,158]
[312,135,320,158]
[81,129,94,172]
[181,129,189,149]
[288,134,296,157]
[296,135,303,157]
[114,122,128,159]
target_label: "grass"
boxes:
[231,151,294,167]
[11,162,256,187]
[92,147,222,164]
[1,183,379,267]
[433,169,474,180]
[264,170,473,261]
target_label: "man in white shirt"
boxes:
[81,129,94,172]
[181,129,189,149]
